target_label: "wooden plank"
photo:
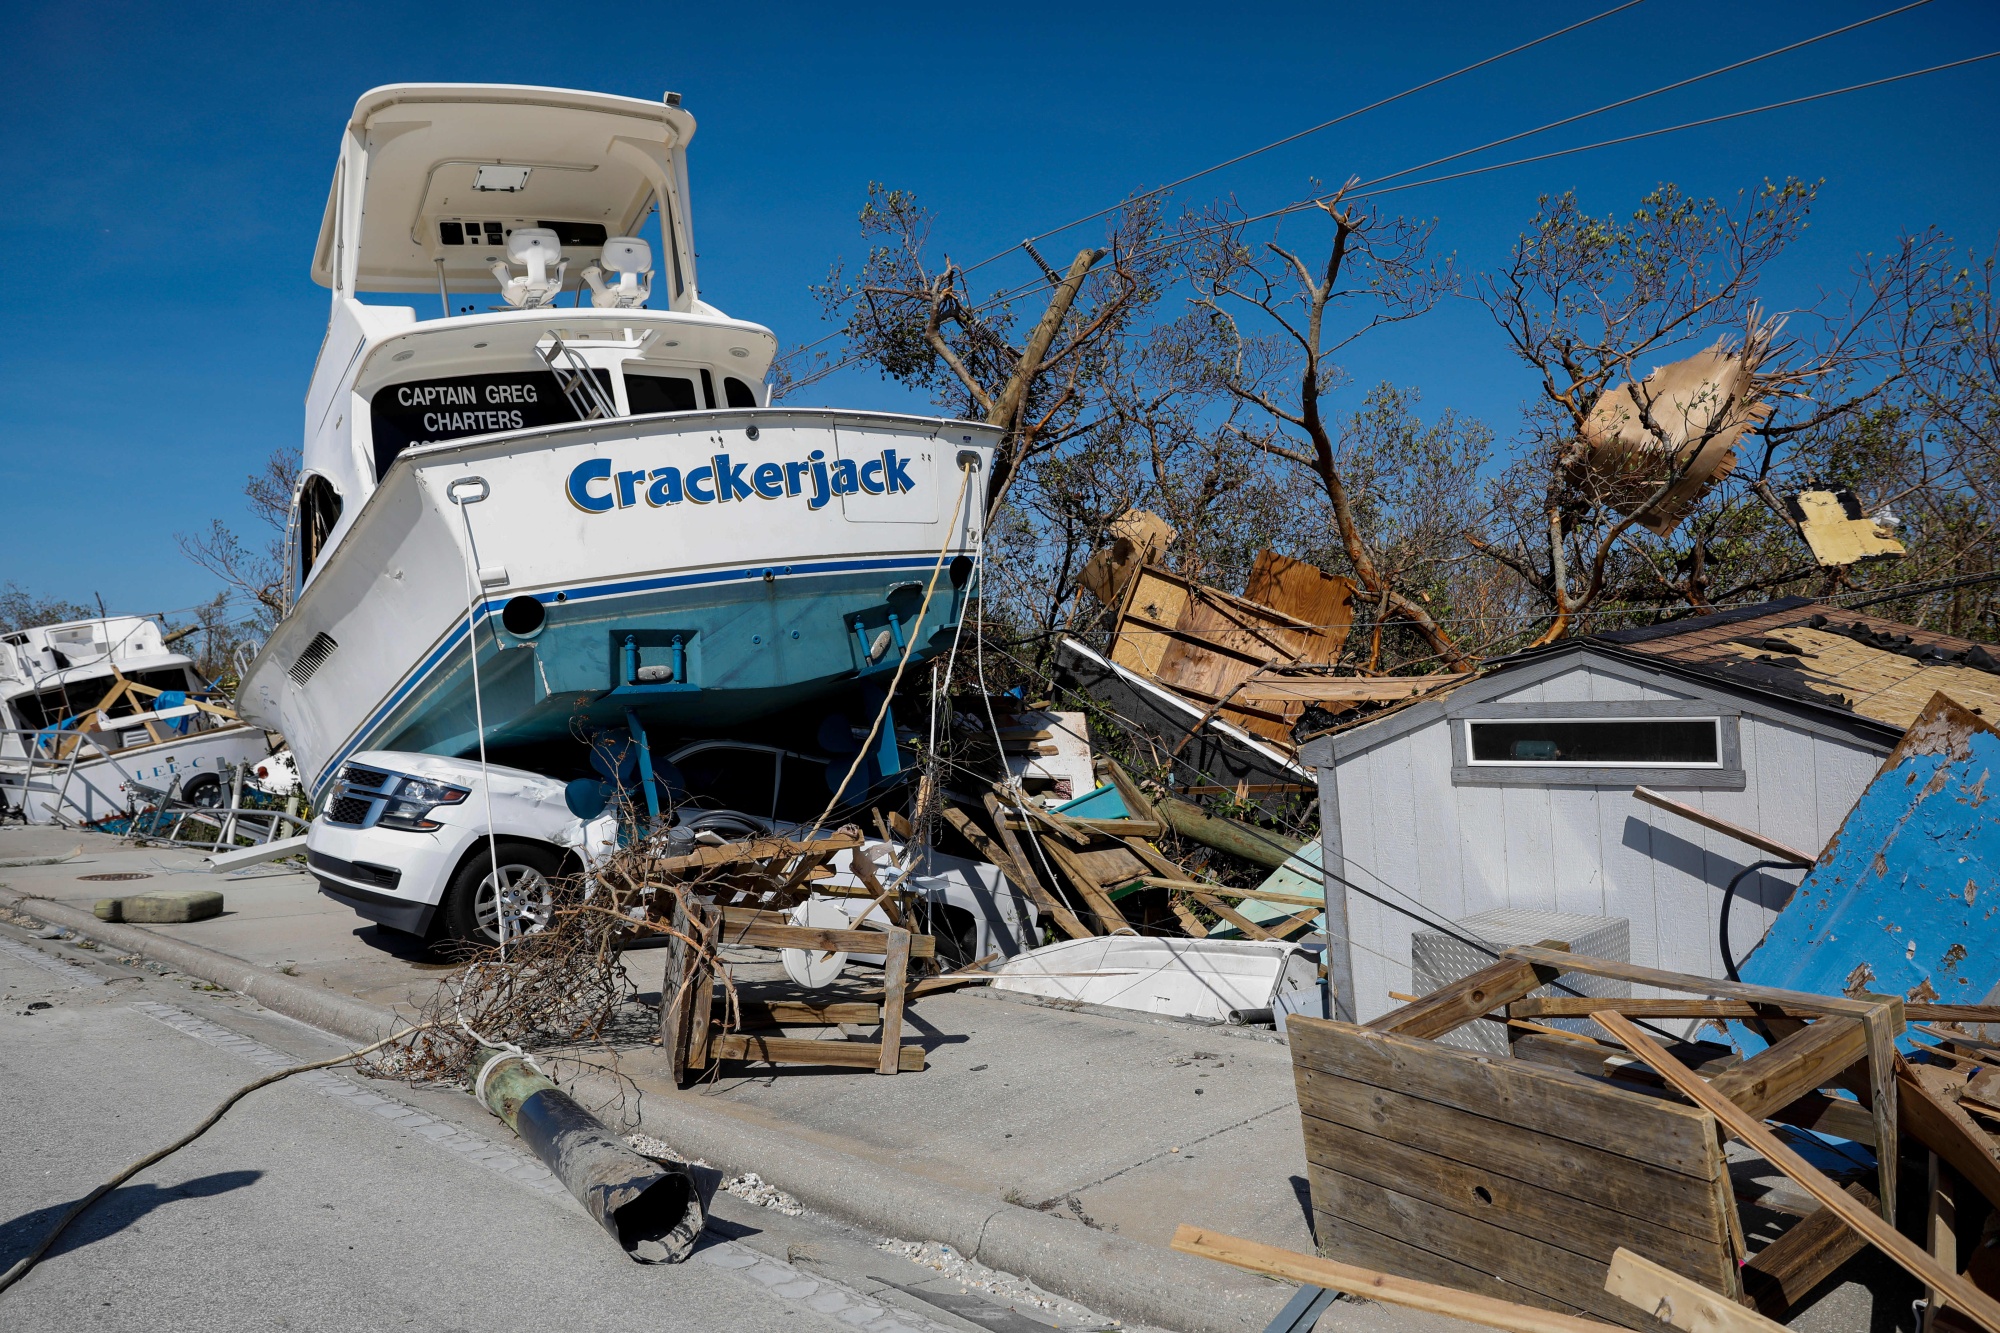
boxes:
[652,829,864,875]
[877,928,910,1076]
[1767,1091,1879,1148]
[1060,817,1167,839]
[1235,674,1469,704]
[1171,1225,1612,1333]
[1632,785,1816,866]
[1512,997,1820,1021]
[956,800,1091,941]
[1606,1247,1789,1333]
[687,902,717,1071]
[1594,1011,2000,1333]
[660,893,693,1085]
[1039,838,1132,933]
[1140,877,1323,909]
[1900,1057,2000,1210]
[710,1034,926,1072]
[1503,946,1889,1019]
[1187,891,1274,941]
[716,919,936,958]
[1739,1183,1878,1319]
[1103,757,1163,827]
[1863,999,1904,1224]
[1707,1017,1868,1120]
[1321,1214,1607,1325]
[1300,1114,1737,1277]
[1296,1082,1728,1223]
[1307,1163,1657,1325]
[1911,1006,2000,1025]
[1169,899,1208,937]
[1069,844,1151,887]
[1369,959,1560,1040]
[1006,798,1091,846]
[1289,1019,1724,1176]
[735,1000,881,1026]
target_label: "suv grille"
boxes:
[343,766,390,789]
[327,795,373,826]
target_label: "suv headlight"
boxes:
[375,775,470,831]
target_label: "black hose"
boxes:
[1720,859,1808,982]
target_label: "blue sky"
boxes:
[3,0,1995,621]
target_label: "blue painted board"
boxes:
[1740,695,2000,1050]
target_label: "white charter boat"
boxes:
[0,616,273,823]
[238,85,995,798]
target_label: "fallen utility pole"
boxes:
[471,1046,704,1262]
[1155,797,1303,871]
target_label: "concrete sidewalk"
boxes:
[0,825,1405,1333]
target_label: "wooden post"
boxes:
[687,901,718,1074]
[878,928,911,1075]
[660,893,692,1084]
[1925,1154,1964,1333]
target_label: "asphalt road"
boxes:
[0,924,1100,1333]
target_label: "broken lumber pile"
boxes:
[1277,949,2000,1332]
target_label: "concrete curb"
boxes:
[2,888,398,1042]
[1,887,1291,1333]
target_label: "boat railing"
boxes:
[120,761,309,854]
[2,732,305,853]
[2,726,120,825]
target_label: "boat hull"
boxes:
[0,725,273,825]
[240,408,994,796]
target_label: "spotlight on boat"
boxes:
[585,236,652,309]
[490,227,565,308]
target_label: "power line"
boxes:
[784,36,1986,401]
[962,36,1984,326]
[1360,49,2000,201]
[957,0,1650,278]
[777,1,1648,374]
[1346,0,1936,195]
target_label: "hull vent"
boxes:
[287,632,339,686]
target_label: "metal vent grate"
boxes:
[287,632,339,686]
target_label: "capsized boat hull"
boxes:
[239,408,994,796]
[988,935,1318,1022]
[0,725,273,825]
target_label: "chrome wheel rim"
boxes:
[473,863,553,943]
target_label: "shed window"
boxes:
[1466,718,1720,767]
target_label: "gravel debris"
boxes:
[876,1238,1112,1325]
[625,1133,807,1216]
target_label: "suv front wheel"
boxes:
[439,842,560,948]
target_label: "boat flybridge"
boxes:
[238,84,996,800]
[0,617,272,823]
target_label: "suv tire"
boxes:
[438,841,561,948]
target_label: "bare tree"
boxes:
[176,449,297,629]
[1471,179,1936,642]
[1183,188,1472,670]
[811,185,1169,521]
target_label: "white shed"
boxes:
[1296,627,1904,1023]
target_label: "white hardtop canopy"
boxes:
[312,83,699,307]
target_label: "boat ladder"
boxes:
[538,337,617,421]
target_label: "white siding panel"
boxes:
[1500,784,1557,912]
[1536,667,1595,703]
[1409,724,1466,921]
[1454,781,1509,918]
[1548,786,1608,917]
